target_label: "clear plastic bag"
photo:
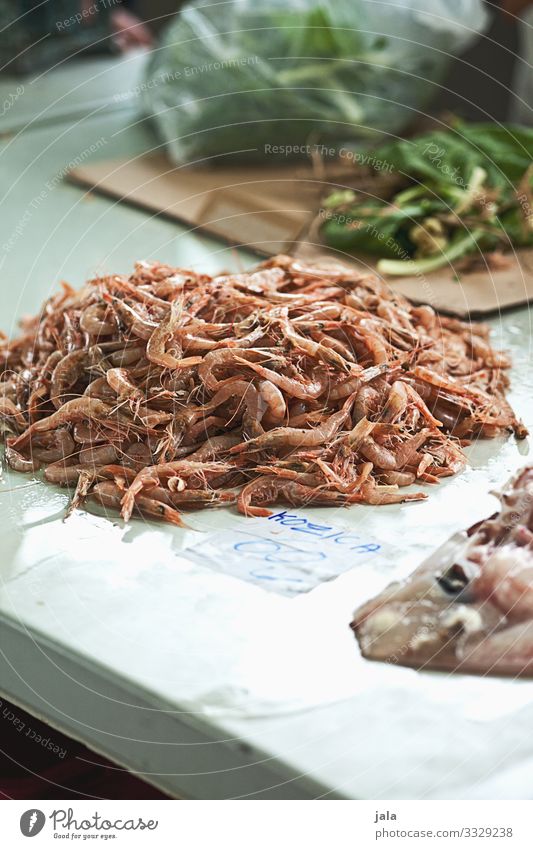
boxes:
[144,0,488,164]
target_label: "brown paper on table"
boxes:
[69,153,533,318]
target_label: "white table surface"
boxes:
[1,55,532,800]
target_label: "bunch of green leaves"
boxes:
[321,121,533,275]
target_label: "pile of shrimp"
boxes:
[0,255,525,525]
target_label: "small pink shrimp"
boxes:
[185,415,227,444]
[105,297,157,340]
[167,488,238,507]
[0,397,27,431]
[378,470,417,486]
[198,349,285,393]
[50,350,92,409]
[275,312,352,372]
[44,463,88,485]
[359,430,430,471]
[136,407,173,429]
[353,385,381,421]
[10,398,122,450]
[84,377,117,403]
[186,433,242,460]
[121,460,231,522]
[237,474,347,517]
[258,380,286,422]
[92,480,185,526]
[31,428,75,463]
[72,421,106,444]
[355,479,427,505]
[309,328,356,363]
[5,444,41,472]
[65,469,96,518]
[108,346,146,367]
[146,300,202,370]
[79,444,118,465]
[231,392,356,454]
[79,303,117,337]
[234,357,328,401]
[123,442,152,466]
[106,368,145,404]
[381,381,409,424]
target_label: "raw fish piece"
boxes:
[352,466,533,677]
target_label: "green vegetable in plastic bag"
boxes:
[143,0,487,164]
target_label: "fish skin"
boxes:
[351,466,533,677]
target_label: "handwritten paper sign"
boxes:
[185,510,383,596]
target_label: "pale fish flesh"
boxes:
[352,466,533,677]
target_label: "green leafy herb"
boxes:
[321,121,533,276]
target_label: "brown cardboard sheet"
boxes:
[69,154,533,318]
[68,154,326,255]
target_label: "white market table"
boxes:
[1,54,533,800]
